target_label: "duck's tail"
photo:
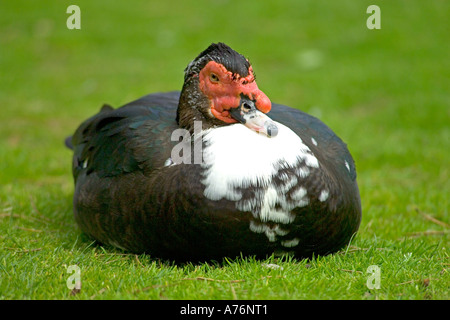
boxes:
[64,103,114,151]
[64,136,73,150]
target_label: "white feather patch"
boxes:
[201,122,319,241]
[345,160,351,172]
[281,238,300,248]
[319,189,329,202]
[201,122,316,200]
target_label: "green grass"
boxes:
[0,0,448,300]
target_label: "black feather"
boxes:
[64,136,73,150]
[185,42,251,79]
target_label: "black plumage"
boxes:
[184,42,251,80]
[67,44,361,261]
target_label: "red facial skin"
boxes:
[198,61,271,123]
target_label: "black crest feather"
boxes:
[184,43,250,80]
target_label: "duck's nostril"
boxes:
[242,102,252,111]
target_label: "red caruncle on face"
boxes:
[198,61,271,123]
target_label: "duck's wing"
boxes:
[268,103,357,181]
[70,92,181,182]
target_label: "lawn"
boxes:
[0,0,448,300]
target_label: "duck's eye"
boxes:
[209,73,219,83]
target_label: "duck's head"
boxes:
[177,43,278,137]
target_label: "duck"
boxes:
[67,43,362,261]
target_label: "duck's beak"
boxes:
[229,95,278,137]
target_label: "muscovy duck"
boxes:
[67,43,361,261]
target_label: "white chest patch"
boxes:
[201,122,320,243]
